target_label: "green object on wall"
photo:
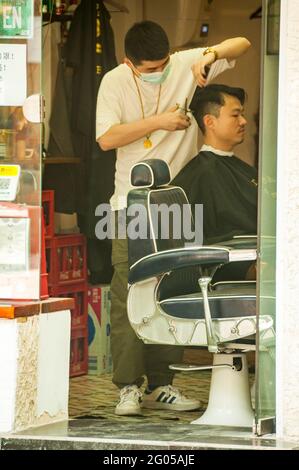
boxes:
[0,0,33,39]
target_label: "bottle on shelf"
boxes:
[42,1,56,15]
[42,1,48,13]
[55,0,66,16]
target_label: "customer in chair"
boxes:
[173,84,257,281]
[96,20,251,416]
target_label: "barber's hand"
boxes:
[157,105,191,131]
[192,53,215,87]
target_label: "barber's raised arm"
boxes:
[192,37,251,87]
[212,37,251,61]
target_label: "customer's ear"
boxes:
[203,114,215,132]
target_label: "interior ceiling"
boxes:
[143,0,204,48]
[142,0,261,48]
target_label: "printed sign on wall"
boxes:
[0,44,27,106]
[0,0,34,39]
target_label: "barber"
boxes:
[96,20,251,417]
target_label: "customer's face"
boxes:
[211,95,247,148]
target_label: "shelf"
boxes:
[42,12,73,24]
[0,297,75,319]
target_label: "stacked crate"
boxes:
[42,190,88,377]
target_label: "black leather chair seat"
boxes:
[159,286,256,320]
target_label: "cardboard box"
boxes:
[54,212,79,235]
[88,285,112,375]
[70,327,88,377]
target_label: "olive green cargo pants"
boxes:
[110,235,184,389]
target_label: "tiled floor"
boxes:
[4,419,294,451]
[68,346,255,424]
[4,347,294,450]
[69,371,211,424]
[3,371,298,450]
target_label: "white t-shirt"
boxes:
[96,48,234,210]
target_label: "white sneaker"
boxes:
[115,385,142,416]
[142,385,200,411]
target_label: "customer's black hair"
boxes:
[190,84,246,134]
[125,21,170,65]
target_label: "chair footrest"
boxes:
[169,363,213,371]
[169,362,235,371]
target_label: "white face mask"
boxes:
[139,62,171,84]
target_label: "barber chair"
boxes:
[126,159,274,427]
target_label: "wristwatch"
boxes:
[203,47,218,62]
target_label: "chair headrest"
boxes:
[130,159,171,188]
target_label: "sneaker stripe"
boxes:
[157,392,166,402]
[165,395,175,404]
[142,386,200,411]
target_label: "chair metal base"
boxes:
[192,353,254,428]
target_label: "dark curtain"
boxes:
[43,42,81,214]
[44,0,117,283]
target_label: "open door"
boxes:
[255,0,280,435]
[0,0,42,299]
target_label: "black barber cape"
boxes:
[172,151,258,245]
